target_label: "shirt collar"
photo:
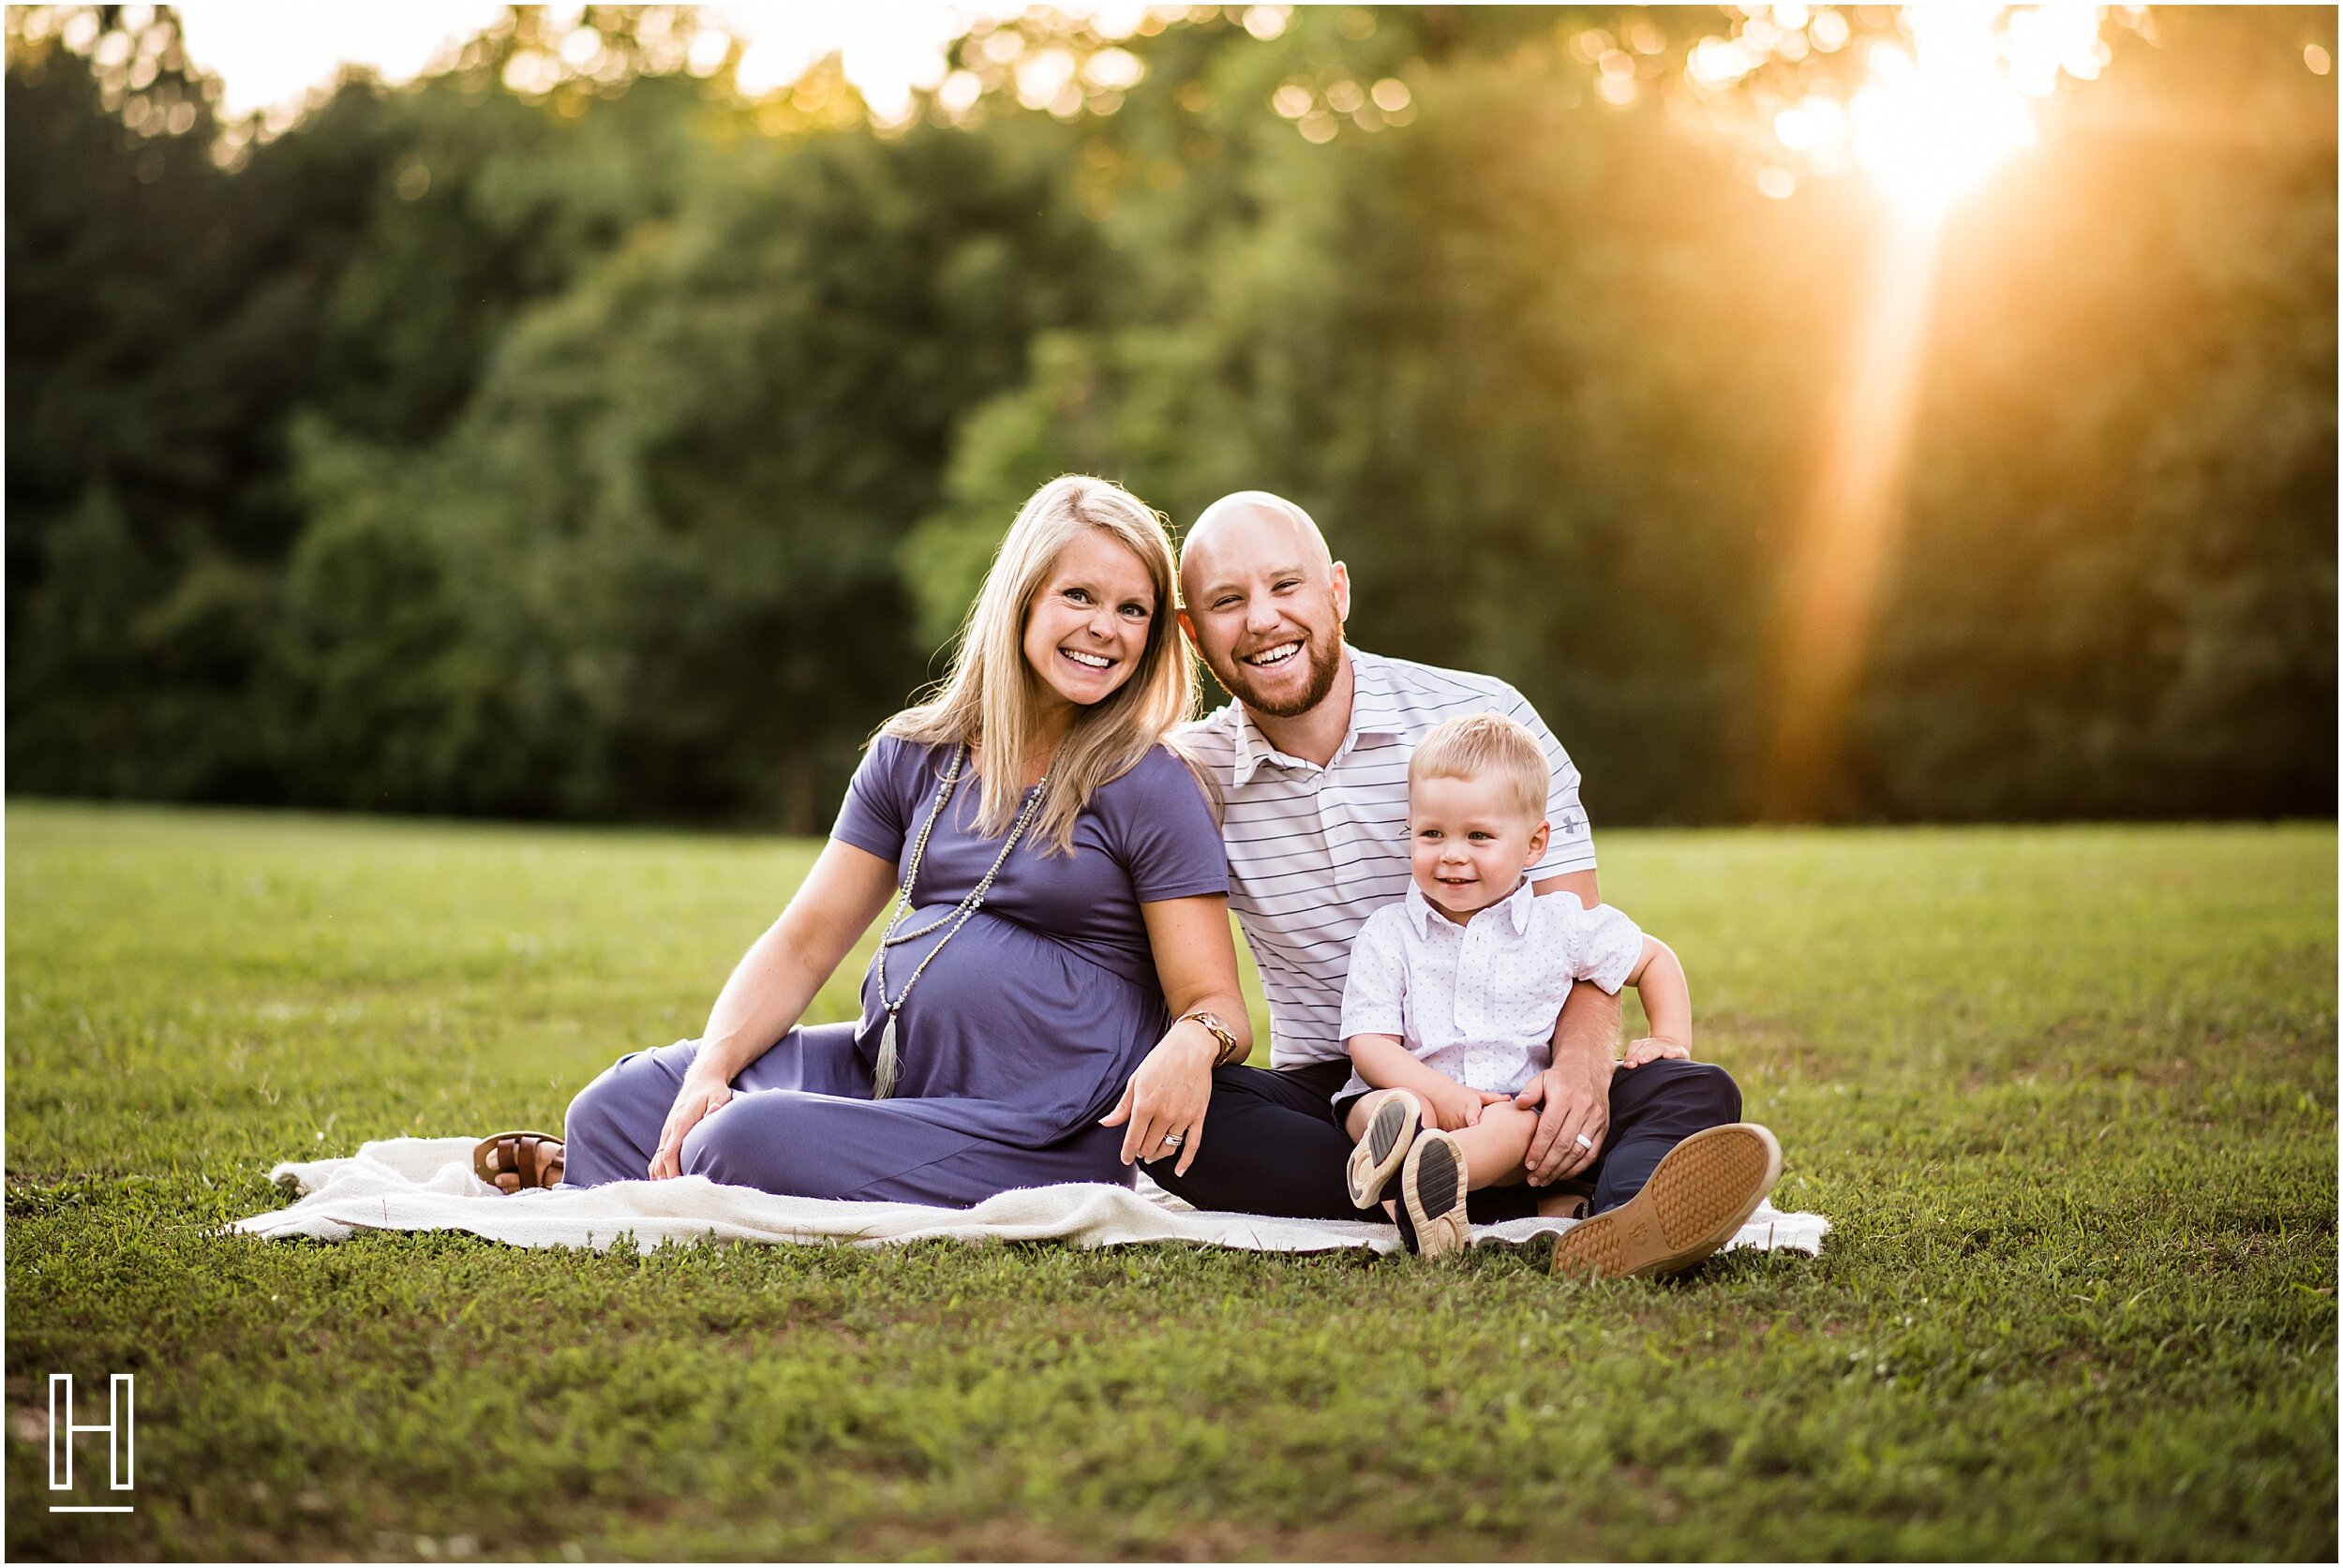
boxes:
[1345,648,1408,741]
[1229,703,1276,787]
[1229,646,1404,787]
[1404,875,1536,939]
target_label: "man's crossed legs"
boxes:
[1145,1057,1773,1277]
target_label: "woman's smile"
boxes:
[1024,528,1156,716]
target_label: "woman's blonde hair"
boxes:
[881,474,1196,854]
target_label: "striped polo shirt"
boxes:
[1178,646,1598,1068]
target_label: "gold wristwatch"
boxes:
[1179,1008,1245,1066]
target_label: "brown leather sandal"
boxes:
[472,1130,565,1194]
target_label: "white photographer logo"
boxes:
[48,1373,136,1514]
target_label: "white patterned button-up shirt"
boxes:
[1179,647,1598,1068]
[1336,879,1644,1100]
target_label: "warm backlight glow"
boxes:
[1757,213,1944,819]
[1682,5,2122,215]
[1851,36,2035,213]
[1724,7,2125,815]
[1849,5,2107,215]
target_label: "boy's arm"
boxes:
[1349,1035,1504,1130]
[1623,937,1692,1067]
[1351,1032,1464,1097]
[1342,910,1503,1130]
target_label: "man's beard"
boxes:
[1221,622,1344,719]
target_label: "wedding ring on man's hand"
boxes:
[1574,1133,1595,1150]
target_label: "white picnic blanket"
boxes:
[226,1136,1830,1260]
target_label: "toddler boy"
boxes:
[1337,713,1722,1258]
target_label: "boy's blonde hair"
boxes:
[1409,713,1549,823]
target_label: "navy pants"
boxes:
[560,1025,1130,1205]
[1145,1057,1743,1222]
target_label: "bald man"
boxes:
[1154,492,1767,1275]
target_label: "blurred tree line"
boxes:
[7,4,2335,829]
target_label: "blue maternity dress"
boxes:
[559,737,1228,1205]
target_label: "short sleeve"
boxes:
[1109,747,1230,903]
[1496,681,1597,878]
[1571,902,1646,994]
[831,735,921,865]
[1339,906,1410,1040]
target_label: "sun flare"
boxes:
[1724,6,2130,816]
[1685,4,2127,212]
[1849,5,2111,215]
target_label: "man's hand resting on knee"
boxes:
[1515,978,1620,1185]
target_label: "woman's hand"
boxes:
[648,1068,736,1180]
[670,839,899,1176]
[1100,1021,1216,1176]
[1128,894,1249,1179]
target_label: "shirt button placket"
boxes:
[1323,782,1360,884]
[1455,919,1479,1038]
[1434,922,1458,1065]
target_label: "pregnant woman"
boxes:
[474,475,1249,1203]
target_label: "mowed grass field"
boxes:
[6,802,2335,1561]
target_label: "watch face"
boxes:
[1187,1011,1237,1054]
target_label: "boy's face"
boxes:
[1407,772,1550,923]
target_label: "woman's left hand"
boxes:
[1099,1022,1216,1177]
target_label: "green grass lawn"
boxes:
[6,802,2335,1561]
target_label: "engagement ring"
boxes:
[1161,1131,1185,1149]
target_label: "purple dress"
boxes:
[559,738,1228,1205]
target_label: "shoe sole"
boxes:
[1549,1122,1781,1280]
[1401,1129,1471,1258]
[1347,1092,1421,1208]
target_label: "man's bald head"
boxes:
[1176,489,1350,720]
[1179,490,1333,601]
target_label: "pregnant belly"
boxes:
[858,910,1168,1138]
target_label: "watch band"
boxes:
[1179,1008,1246,1066]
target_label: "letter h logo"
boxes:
[49,1374,135,1496]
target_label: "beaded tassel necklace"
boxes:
[869,742,1050,1098]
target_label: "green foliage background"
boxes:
[7,5,2335,829]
